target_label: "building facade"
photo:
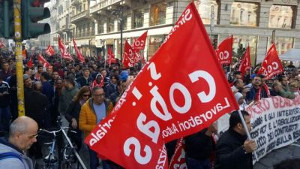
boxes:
[48,0,300,65]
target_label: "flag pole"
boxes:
[237,110,258,161]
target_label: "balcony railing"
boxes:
[71,0,80,6]
[71,11,89,23]
[90,0,123,13]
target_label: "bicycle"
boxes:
[38,118,87,169]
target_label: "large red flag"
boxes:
[133,31,148,51]
[169,138,187,169]
[215,36,233,65]
[257,44,283,80]
[107,47,116,66]
[45,45,55,56]
[85,3,238,169]
[38,54,51,68]
[73,39,85,63]
[58,37,73,61]
[122,40,136,68]
[238,46,251,77]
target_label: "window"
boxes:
[230,2,258,27]
[269,5,294,29]
[268,37,294,55]
[194,0,219,25]
[107,18,114,33]
[150,2,167,26]
[148,35,165,60]
[133,9,144,28]
[232,35,258,65]
[98,22,104,34]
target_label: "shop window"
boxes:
[194,0,219,25]
[148,35,165,60]
[230,2,258,27]
[269,5,294,29]
[150,2,167,26]
[232,35,258,65]
[133,9,144,28]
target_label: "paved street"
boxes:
[254,140,300,169]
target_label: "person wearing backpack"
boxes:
[0,116,38,169]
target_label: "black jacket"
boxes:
[215,128,253,169]
[185,129,215,161]
[65,100,81,128]
[24,87,49,129]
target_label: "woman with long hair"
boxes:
[65,86,91,150]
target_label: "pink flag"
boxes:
[38,54,51,68]
[58,36,73,61]
[107,47,116,66]
[73,39,85,63]
[45,45,55,56]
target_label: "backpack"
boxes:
[0,152,26,168]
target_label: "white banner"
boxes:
[217,96,300,162]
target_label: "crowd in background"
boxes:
[0,50,299,169]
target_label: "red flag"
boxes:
[45,45,55,56]
[238,46,251,77]
[85,3,238,169]
[22,49,27,60]
[0,42,5,48]
[215,36,233,65]
[133,31,148,51]
[107,47,116,66]
[169,138,187,169]
[58,36,73,61]
[73,39,85,63]
[27,57,33,68]
[122,40,136,68]
[257,44,283,80]
[38,54,51,68]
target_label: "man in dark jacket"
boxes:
[215,110,257,169]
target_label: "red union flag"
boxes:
[238,46,251,77]
[169,138,187,169]
[58,37,73,61]
[122,40,137,68]
[73,39,85,63]
[38,54,51,68]
[257,44,283,80]
[107,47,116,66]
[27,57,33,68]
[133,31,147,51]
[215,36,233,65]
[85,3,238,169]
[45,45,55,56]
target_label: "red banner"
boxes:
[85,3,238,169]
[238,46,251,77]
[257,44,283,80]
[215,36,233,65]
[122,40,137,68]
[45,45,55,56]
[169,138,187,169]
[107,47,116,66]
[73,39,85,63]
[58,37,73,61]
[38,54,51,68]
[133,31,148,51]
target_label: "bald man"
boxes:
[0,116,38,169]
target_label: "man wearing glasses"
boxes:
[0,116,38,169]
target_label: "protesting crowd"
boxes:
[0,3,300,169]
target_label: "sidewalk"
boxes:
[254,140,300,169]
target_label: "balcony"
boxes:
[71,0,80,6]
[71,10,90,23]
[90,0,130,14]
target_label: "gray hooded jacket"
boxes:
[0,139,33,169]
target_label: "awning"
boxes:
[280,49,300,62]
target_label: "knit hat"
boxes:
[23,74,30,81]
[234,92,243,102]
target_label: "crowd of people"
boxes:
[0,50,299,169]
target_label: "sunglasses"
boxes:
[83,94,90,97]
